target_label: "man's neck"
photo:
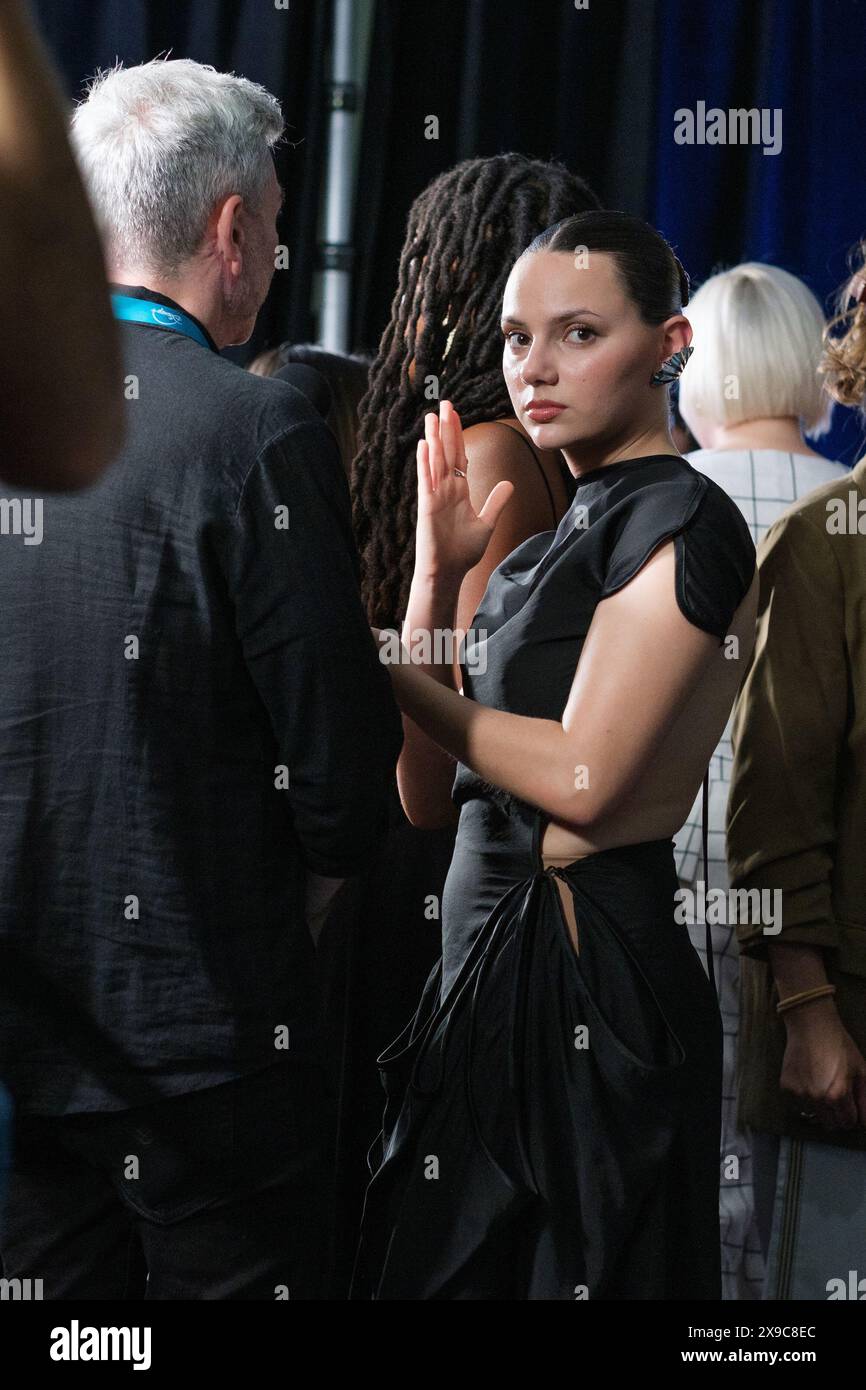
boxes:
[111,268,225,348]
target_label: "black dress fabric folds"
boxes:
[351,454,756,1300]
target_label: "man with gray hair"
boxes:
[0,58,402,1299]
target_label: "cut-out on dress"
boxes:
[351,454,756,1301]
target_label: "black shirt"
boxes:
[0,285,403,1115]
[452,453,757,813]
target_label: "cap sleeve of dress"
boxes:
[598,469,756,641]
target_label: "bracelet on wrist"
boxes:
[775,983,837,1016]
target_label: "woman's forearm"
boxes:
[400,568,464,691]
[392,569,465,826]
[767,941,838,1032]
[391,656,569,820]
[767,942,830,995]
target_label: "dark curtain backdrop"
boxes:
[35,0,866,457]
[28,0,866,1294]
[33,0,331,363]
[353,0,866,463]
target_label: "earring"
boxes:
[650,344,693,386]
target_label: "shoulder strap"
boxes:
[488,420,558,525]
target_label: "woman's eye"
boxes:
[504,330,530,348]
[567,324,596,343]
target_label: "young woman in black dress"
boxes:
[324,156,600,1294]
[352,211,759,1300]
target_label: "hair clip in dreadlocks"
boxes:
[650,343,693,386]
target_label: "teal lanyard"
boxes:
[110,293,214,351]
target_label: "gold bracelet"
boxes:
[776,983,837,1015]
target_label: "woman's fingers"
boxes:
[837,1091,859,1128]
[439,399,454,471]
[823,1094,857,1130]
[416,439,433,499]
[793,1069,861,1130]
[477,478,515,531]
[425,410,443,489]
[421,402,470,493]
[440,399,467,473]
[832,1064,863,1128]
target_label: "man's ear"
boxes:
[658,314,692,366]
[213,194,245,281]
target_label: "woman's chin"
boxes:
[525,416,572,447]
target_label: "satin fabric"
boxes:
[351,827,722,1300]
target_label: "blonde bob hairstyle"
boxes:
[678,262,832,439]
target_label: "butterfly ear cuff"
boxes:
[650,343,693,386]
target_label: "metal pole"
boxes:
[319,0,366,352]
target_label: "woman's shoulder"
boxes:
[679,459,758,554]
[670,462,757,637]
[462,417,540,468]
[604,453,751,535]
[596,457,756,637]
[460,418,533,477]
[589,455,707,556]
[462,417,561,526]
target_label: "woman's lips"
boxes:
[525,403,565,422]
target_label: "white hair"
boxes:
[71,57,284,274]
[678,262,833,438]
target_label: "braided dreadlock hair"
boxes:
[351,153,601,628]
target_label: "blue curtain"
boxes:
[652,0,866,462]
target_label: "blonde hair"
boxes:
[678,262,832,438]
[820,240,866,411]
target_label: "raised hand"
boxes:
[414,399,514,581]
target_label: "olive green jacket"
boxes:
[727,457,866,1149]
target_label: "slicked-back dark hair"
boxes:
[350,153,601,628]
[525,209,690,323]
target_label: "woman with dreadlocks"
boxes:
[351,212,758,1300]
[351,153,602,639]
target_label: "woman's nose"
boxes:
[520,345,557,384]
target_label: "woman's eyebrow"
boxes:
[501,308,604,327]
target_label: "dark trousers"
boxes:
[0,1058,335,1300]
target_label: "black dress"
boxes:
[350,454,756,1300]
